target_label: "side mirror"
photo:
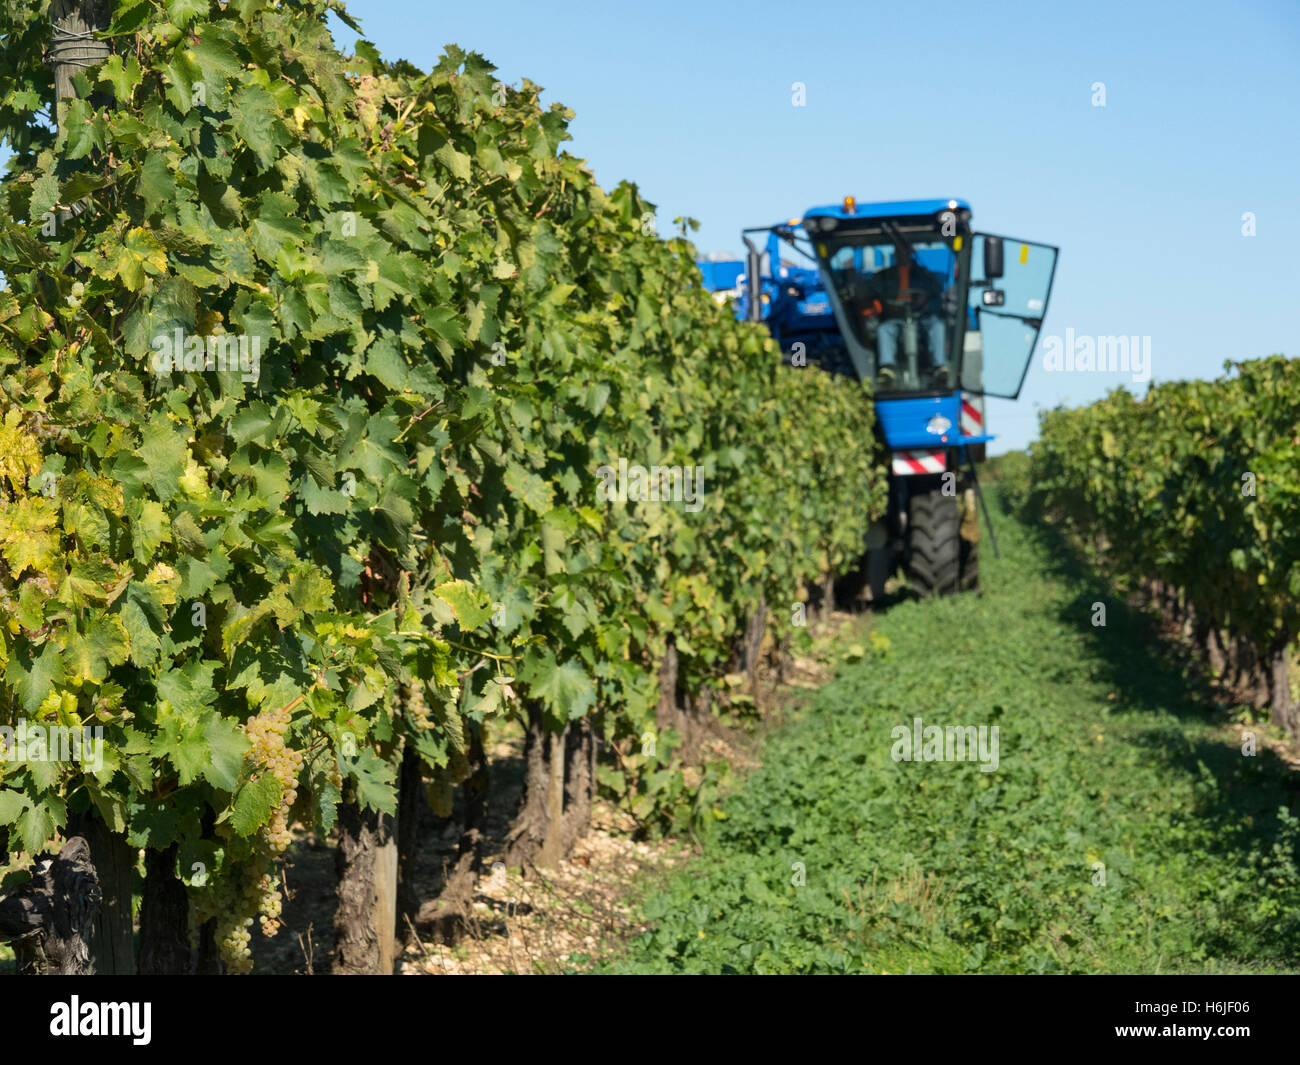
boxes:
[983,236,1004,280]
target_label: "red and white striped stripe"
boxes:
[892,449,947,476]
[960,392,984,437]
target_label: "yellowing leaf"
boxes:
[0,496,61,577]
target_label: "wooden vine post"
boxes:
[50,0,111,231]
[332,795,398,974]
[374,826,398,973]
[63,811,136,975]
[0,838,101,974]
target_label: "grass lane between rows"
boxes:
[604,503,1300,974]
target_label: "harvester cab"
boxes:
[702,198,1057,597]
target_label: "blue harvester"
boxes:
[700,198,1058,596]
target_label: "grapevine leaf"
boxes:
[503,464,554,515]
[167,0,210,28]
[432,579,493,631]
[6,641,66,714]
[231,84,289,167]
[520,647,595,721]
[17,800,57,855]
[0,790,28,826]
[137,416,188,503]
[231,774,282,836]
[349,747,398,816]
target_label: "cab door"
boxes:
[960,234,1058,399]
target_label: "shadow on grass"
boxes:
[832,552,915,615]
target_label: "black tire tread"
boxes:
[907,488,960,597]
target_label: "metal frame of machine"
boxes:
[700,197,1059,596]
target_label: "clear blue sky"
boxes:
[328,0,1298,452]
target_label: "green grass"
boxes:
[605,503,1300,974]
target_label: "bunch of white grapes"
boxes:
[218,917,255,975]
[212,869,266,974]
[257,872,284,937]
[405,680,429,725]
[246,701,304,855]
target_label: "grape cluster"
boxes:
[257,872,283,937]
[217,914,255,975]
[196,866,267,975]
[405,681,429,725]
[246,701,304,855]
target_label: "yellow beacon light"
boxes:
[843,196,856,214]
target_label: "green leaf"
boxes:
[520,648,595,721]
[108,0,153,34]
[300,476,349,516]
[138,416,188,502]
[311,761,342,834]
[191,30,242,87]
[160,55,198,113]
[138,153,176,211]
[162,720,210,787]
[471,674,514,717]
[29,172,58,222]
[1,222,56,267]
[154,223,212,256]
[228,401,276,447]
[17,800,57,855]
[60,98,98,159]
[434,141,472,182]
[171,510,207,556]
[120,598,162,667]
[503,465,554,515]
[125,802,180,849]
[231,774,281,836]
[156,660,219,716]
[364,334,409,390]
[348,747,397,816]
[132,499,172,559]
[0,790,28,827]
[167,0,210,28]
[62,617,130,684]
[6,641,66,714]
[97,53,143,103]
[59,171,112,204]
[249,190,307,262]
[432,579,493,631]
[231,84,288,167]
[105,226,167,291]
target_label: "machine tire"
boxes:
[907,485,961,597]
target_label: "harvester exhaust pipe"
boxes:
[742,234,762,322]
